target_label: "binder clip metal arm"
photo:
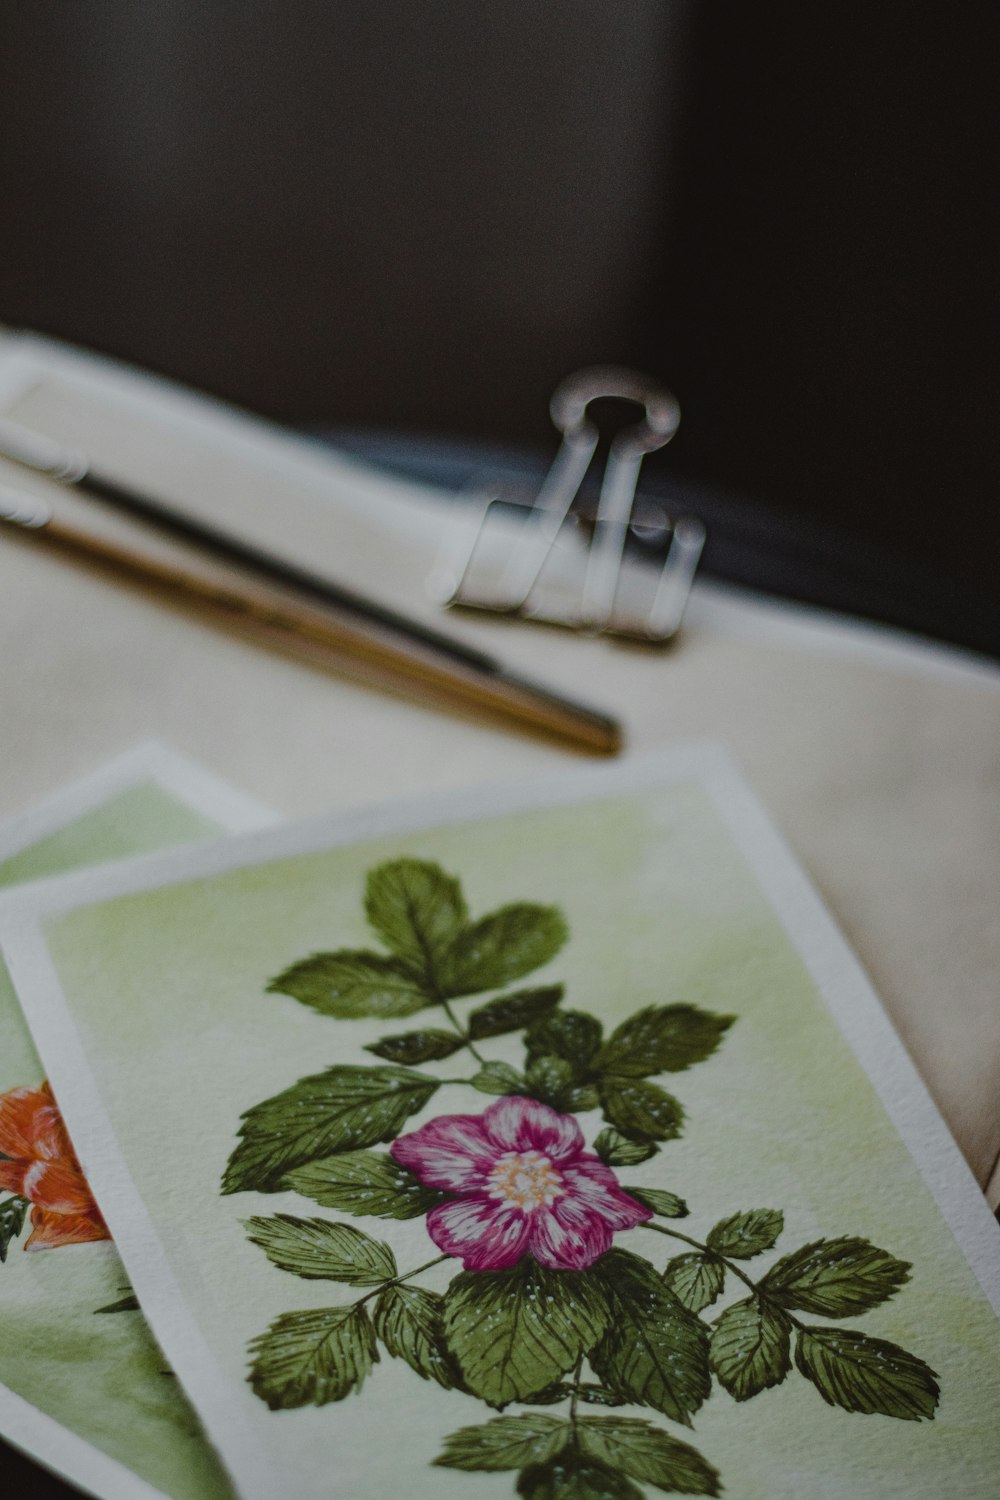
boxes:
[432,367,705,643]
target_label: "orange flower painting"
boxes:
[0,1082,109,1251]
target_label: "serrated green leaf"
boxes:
[517,1450,644,1500]
[597,1006,734,1077]
[525,1010,603,1068]
[525,1055,577,1108]
[709,1297,791,1400]
[372,1284,458,1388]
[600,1078,684,1142]
[364,858,467,981]
[364,1029,464,1064]
[470,1061,527,1096]
[434,1415,569,1471]
[706,1209,783,1259]
[443,1257,610,1407]
[285,1149,442,1219]
[468,986,564,1039]
[794,1326,939,1420]
[0,1195,28,1262]
[248,1304,377,1409]
[575,1385,628,1407]
[762,1236,910,1317]
[520,1384,576,1406]
[663,1253,725,1313]
[439,904,567,996]
[223,1065,440,1193]
[267,951,431,1019]
[589,1249,711,1426]
[624,1186,688,1218]
[592,1129,659,1167]
[245,1214,396,1284]
[577,1417,721,1496]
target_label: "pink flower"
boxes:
[390,1096,652,1271]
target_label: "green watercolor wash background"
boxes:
[40,782,1000,1499]
[0,780,234,1500]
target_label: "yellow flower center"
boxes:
[486,1149,565,1213]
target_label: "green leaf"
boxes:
[267,951,430,1019]
[794,1326,939,1420]
[439,903,567,996]
[575,1385,628,1407]
[223,1065,440,1194]
[592,1130,659,1168]
[517,1450,644,1500]
[285,1149,442,1219]
[525,1010,603,1068]
[244,1214,396,1284]
[365,1029,464,1064]
[589,1249,711,1427]
[597,1006,734,1077]
[248,1304,378,1409]
[762,1236,910,1317]
[0,1195,28,1262]
[468,986,564,1039]
[600,1078,684,1142]
[434,1415,569,1471]
[470,1061,527,1096]
[364,858,467,981]
[706,1209,783,1259]
[663,1253,725,1314]
[443,1257,610,1407]
[577,1417,722,1496]
[623,1186,688,1218]
[94,1293,141,1315]
[709,1297,791,1401]
[372,1284,458,1389]
[524,1055,577,1108]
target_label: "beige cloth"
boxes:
[1,331,997,1200]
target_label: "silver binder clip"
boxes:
[431,367,705,642]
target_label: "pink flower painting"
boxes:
[391,1095,652,1271]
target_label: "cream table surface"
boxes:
[0,330,997,1206]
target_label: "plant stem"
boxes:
[440,996,487,1065]
[639,1220,760,1297]
[569,1354,584,1428]
[357,1252,450,1307]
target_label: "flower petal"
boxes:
[482,1097,584,1163]
[0,1084,59,1160]
[425,1196,532,1270]
[391,1113,494,1192]
[24,1205,109,1251]
[22,1159,97,1215]
[560,1159,653,1230]
[0,1160,28,1197]
[528,1197,613,1271]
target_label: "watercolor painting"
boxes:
[224,857,939,1499]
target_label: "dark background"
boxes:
[0,0,997,646]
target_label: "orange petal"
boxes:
[0,1159,28,1197]
[0,1084,54,1160]
[25,1205,110,1251]
[21,1158,97,1215]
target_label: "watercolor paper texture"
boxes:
[3,747,1000,1500]
[0,744,273,1500]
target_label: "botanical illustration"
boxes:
[223,858,941,1498]
[0,1081,110,1254]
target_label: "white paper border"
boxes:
[0,742,275,1500]
[2,743,998,1500]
